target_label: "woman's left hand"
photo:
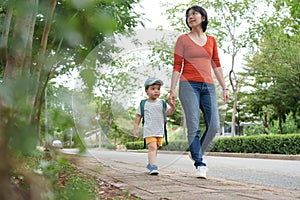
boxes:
[223,89,229,104]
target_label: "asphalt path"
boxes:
[82,149,300,191]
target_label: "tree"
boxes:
[0,0,143,198]
[241,0,300,133]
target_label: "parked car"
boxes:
[52,140,63,149]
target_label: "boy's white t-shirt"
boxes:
[137,99,169,138]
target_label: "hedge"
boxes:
[125,134,300,155]
[210,134,300,154]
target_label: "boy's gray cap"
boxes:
[144,77,163,89]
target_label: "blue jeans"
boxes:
[179,81,220,168]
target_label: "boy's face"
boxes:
[145,84,161,100]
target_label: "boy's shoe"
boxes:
[146,164,159,175]
[195,166,207,179]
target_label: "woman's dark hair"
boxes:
[185,5,208,32]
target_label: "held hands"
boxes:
[168,90,176,107]
[169,96,176,108]
[166,90,176,115]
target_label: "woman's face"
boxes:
[186,9,204,30]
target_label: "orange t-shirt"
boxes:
[173,34,221,84]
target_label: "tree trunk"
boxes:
[278,110,283,134]
[107,113,112,139]
[0,117,13,200]
[0,1,39,199]
[0,5,12,70]
[263,111,269,133]
[231,87,238,137]
[0,3,16,200]
[229,52,238,137]
[4,0,37,79]
[24,0,38,72]
[230,76,239,137]
[33,0,57,132]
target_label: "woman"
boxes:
[168,5,229,179]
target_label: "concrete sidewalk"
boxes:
[74,153,300,200]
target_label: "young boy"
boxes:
[134,77,176,175]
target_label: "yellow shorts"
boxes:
[145,137,163,147]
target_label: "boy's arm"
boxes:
[166,98,176,115]
[133,114,142,138]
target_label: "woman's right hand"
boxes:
[168,90,176,105]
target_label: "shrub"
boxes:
[102,143,117,150]
[210,134,300,154]
[126,134,300,155]
[125,141,145,150]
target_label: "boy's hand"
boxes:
[167,92,176,115]
[133,114,142,138]
[133,129,139,138]
[169,97,176,107]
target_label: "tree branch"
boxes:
[40,0,57,56]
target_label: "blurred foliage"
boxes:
[0,0,144,198]
[0,0,145,151]
[0,76,39,155]
[47,158,99,200]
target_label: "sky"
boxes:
[135,0,188,29]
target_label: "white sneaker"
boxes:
[196,166,207,179]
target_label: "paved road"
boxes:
[85,149,300,190]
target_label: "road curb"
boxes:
[206,152,300,160]
[126,150,300,160]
